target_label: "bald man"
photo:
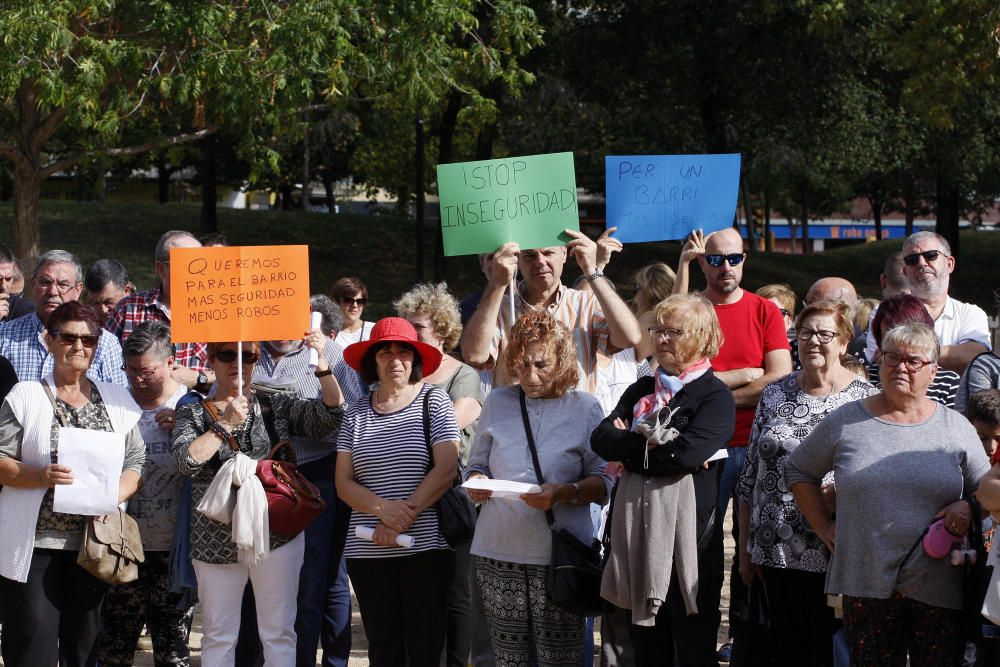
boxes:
[674,227,792,658]
[794,277,867,367]
[880,251,909,299]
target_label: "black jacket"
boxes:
[591,369,735,540]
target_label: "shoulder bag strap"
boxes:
[422,386,433,473]
[201,399,239,452]
[40,380,69,428]
[519,388,555,527]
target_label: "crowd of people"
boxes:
[0,226,998,667]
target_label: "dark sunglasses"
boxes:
[902,249,946,266]
[212,349,259,364]
[341,297,367,306]
[52,332,99,348]
[704,253,745,267]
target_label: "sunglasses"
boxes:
[52,332,99,348]
[212,349,259,364]
[902,250,946,266]
[704,253,745,267]
[341,297,367,306]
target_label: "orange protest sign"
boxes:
[169,245,310,343]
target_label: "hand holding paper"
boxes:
[307,311,323,370]
[53,427,125,516]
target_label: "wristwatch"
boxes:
[314,367,333,378]
[569,482,581,505]
[194,371,210,393]
[584,269,605,282]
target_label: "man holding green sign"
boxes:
[460,231,641,394]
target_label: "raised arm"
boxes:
[564,229,641,350]
[460,242,519,367]
[671,229,706,295]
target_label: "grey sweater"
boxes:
[785,400,990,610]
[465,386,611,566]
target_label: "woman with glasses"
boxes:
[99,321,194,667]
[787,322,989,666]
[171,331,346,667]
[0,301,146,667]
[332,277,375,346]
[735,300,875,665]
[591,294,735,666]
[867,294,961,407]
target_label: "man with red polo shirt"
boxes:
[675,227,792,660]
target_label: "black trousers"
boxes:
[628,516,725,667]
[348,549,455,667]
[759,566,835,666]
[442,540,474,667]
[1,548,109,667]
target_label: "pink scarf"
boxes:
[632,359,712,429]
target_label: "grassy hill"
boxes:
[1,201,997,320]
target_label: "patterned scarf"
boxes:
[632,358,712,430]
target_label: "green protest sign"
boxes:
[437,152,579,256]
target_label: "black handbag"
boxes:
[423,389,477,546]
[519,389,604,617]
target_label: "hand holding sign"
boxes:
[564,229,601,275]
[679,229,708,265]
[595,227,623,270]
[488,242,520,289]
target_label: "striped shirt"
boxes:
[866,363,960,408]
[0,312,127,386]
[337,384,459,558]
[253,340,366,464]
[488,283,612,394]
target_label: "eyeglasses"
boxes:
[648,327,685,340]
[212,349,259,364]
[881,351,934,372]
[123,364,163,379]
[341,297,367,306]
[52,332,99,348]
[35,276,78,294]
[796,329,838,343]
[902,250,947,266]
[704,253,745,267]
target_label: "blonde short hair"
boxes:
[393,282,463,352]
[882,322,940,363]
[756,284,796,318]
[633,263,676,313]
[653,294,724,363]
[503,312,579,397]
[855,298,878,333]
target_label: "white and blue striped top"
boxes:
[338,383,459,558]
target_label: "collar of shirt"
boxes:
[258,342,307,375]
[936,296,956,323]
[516,281,566,316]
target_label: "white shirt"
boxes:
[334,320,375,348]
[864,296,991,362]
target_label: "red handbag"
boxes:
[203,400,326,538]
[255,441,326,537]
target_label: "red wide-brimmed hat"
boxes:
[342,317,443,375]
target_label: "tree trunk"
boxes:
[740,180,756,251]
[12,158,42,267]
[300,125,310,210]
[904,175,915,237]
[279,181,293,210]
[475,123,497,161]
[800,195,810,255]
[415,114,425,283]
[764,191,773,253]
[323,176,336,214]
[935,171,960,264]
[157,151,171,203]
[869,196,883,241]
[434,94,461,282]
[200,135,218,232]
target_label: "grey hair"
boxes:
[85,259,129,293]
[33,250,82,283]
[154,230,200,262]
[881,322,940,363]
[310,294,343,336]
[123,320,174,360]
[903,231,951,256]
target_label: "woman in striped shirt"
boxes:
[336,317,461,667]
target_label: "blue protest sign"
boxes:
[605,154,741,242]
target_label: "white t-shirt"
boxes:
[863,296,991,363]
[335,320,375,348]
[593,348,649,416]
[127,385,189,551]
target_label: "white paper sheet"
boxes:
[355,525,414,548]
[706,449,728,463]
[461,478,543,499]
[53,427,125,516]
